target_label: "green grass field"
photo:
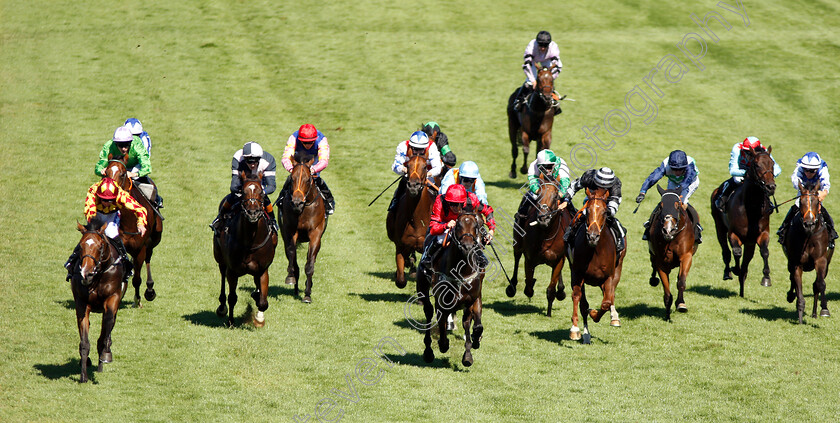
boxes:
[2,0,840,421]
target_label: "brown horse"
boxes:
[507,64,558,178]
[386,151,434,288]
[213,172,278,326]
[419,212,485,366]
[508,174,575,316]
[783,182,834,323]
[647,186,699,321]
[567,188,626,344]
[710,147,777,297]
[279,155,327,303]
[104,156,163,308]
[70,221,124,383]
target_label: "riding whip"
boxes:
[488,242,512,285]
[368,176,402,207]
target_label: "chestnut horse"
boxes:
[419,212,485,366]
[70,221,125,383]
[782,182,834,323]
[386,151,434,288]
[279,155,328,303]
[647,186,699,321]
[710,147,777,297]
[104,156,163,308]
[507,64,558,178]
[567,188,626,344]
[213,172,278,326]
[508,175,575,316]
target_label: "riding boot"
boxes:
[610,217,626,253]
[210,196,234,235]
[715,178,736,213]
[418,237,442,280]
[564,219,580,245]
[65,245,81,281]
[642,221,650,241]
[264,198,279,232]
[821,207,837,248]
[777,205,798,245]
[109,236,133,282]
[513,84,532,112]
[515,194,535,224]
[315,177,335,215]
[388,178,408,212]
[551,90,562,115]
[687,204,702,244]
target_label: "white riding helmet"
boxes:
[124,118,143,135]
[536,150,558,165]
[594,167,615,188]
[113,126,133,142]
[408,131,429,149]
[459,161,480,179]
[800,152,822,170]
[242,142,263,158]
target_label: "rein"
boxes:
[582,196,608,235]
[77,230,116,286]
[291,166,318,207]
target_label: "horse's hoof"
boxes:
[96,362,104,373]
[293,286,299,296]
[821,309,831,317]
[462,351,474,367]
[395,278,407,289]
[761,277,771,287]
[524,286,534,298]
[649,276,659,287]
[226,319,235,328]
[216,305,228,317]
[787,291,796,303]
[505,284,516,298]
[132,300,142,309]
[509,170,516,179]
[144,288,156,302]
[408,271,417,279]
[569,328,581,341]
[302,296,312,304]
[254,311,265,328]
[610,319,621,327]
[555,289,566,301]
[439,339,450,353]
[100,352,113,364]
[285,276,295,285]
[582,333,591,344]
[677,304,687,313]
[423,348,434,363]
[723,271,733,281]
[520,166,528,175]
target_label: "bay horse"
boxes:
[508,175,575,316]
[567,188,626,344]
[782,182,834,323]
[104,156,163,308]
[213,172,278,327]
[507,63,558,178]
[386,150,434,289]
[710,147,777,297]
[647,186,699,321]
[419,212,485,366]
[279,154,327,303]
[70,221,125,383]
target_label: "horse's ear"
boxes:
[406,147,414,158]
[305,156,315,166]
[98,222,108,234]
[585,187,591,197]
[767,145,772,154]
[798,182,804,193]
[77,221,86,233]
[240,170,247,180]
[258,171,264,180]
[535,62,543,70]
[550,63,558,72]
[656,185,664,195]
[107,153,113,161]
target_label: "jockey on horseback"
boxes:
[64,177,147,282]
[440,161,488,205]
[417,184,496,280]
[513,30,562,115]
[421,121,456,169]
[278,124,335,216]
[777,152,836,248]
[387,130,443,211]
[637,150,702,243]
[516,149,572,220]
[714,136,781,212]
[209,142,278,234]
[95,125,163,210]
[564,167,626,252]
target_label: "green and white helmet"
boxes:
[536,149,558,165]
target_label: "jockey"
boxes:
[123,118,163,209]
[64,177,147,282]
[564,167,626,253]
[513,30,562,114]
[421,122,456,169]
[440,161,488,205]
[417,184,496,280]
[637,150,702,243]
[387,130,443,211]
[516,149,572,219]
[777,152,836,247]
[209,142,278,234]
[278,124,335,216]
[714,136,782,212]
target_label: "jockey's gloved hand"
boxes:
[636,193,645,203]
[397,165,407,175]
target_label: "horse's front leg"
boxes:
[303,233,322,304]
[728,233,744,296]
[132,247,147,308]
[77,303,91,383]
[523,257,537,299]
[97,294,120,372]
[461,302,474,367]
[284,233,299,294]
[758,231,772,287]
[546,259,566,317]
[814,257,830,318]
[143,258,156,302]
[419,281,435,363]
[676,253,693,314]
[395,246,407,289]
[226,273,239,327]
[507,244,522,298]
[216,264,228,317]
[792,266,805,324]
[539,129,552,153]
[252,271,269,327]
[569,276,582,341]
[520,133,531,175]
[658,267,673,321]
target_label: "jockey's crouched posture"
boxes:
[714,136,781,213]
[64,177,147,281]
[276,124,335,216]
[440,161,488,205]
[777,152,837,248]
[209,142,278,234]
[388,131,443,211]
[96,122,163,210]
[513,30,563,115]
[421,122,456,169]
[563,167,626,253]
[515,149,572,220]
[637,150,702,244]
[417,184,496,280]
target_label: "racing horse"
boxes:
[419,212,486,367]
[278,154,328,303]
[782,182,834,323]
[647,186,700,321]
[507,63,558,178]
[710,146,777,297]
[508,174,575,316]
[567,188,626,343]
[103,156,163,308]
[213,172,278,326]
[386,150,435,289]
[69,221,125,383]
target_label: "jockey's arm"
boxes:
[281,134,296,173]
[548,43,562,77]
[131,140,152,177]
[437,133,456,167]
[392,143,408,175]
[475,177,488,205]
[94,141,112,177]
[439,169,455,195]
[526,160,540,193]
[311,135,330,174]
[428,197,447,235]
[522,40,537,86]
[480,202,496,231]
[678,165,699,201]
[820,166,831,195]
[729,144,746,178]
[83,183,98,222]
[639,162,666,194]
[230,158,244,193]
[117,187,148,229]
[607,179,623,216]
[790,166,803,192]
[427,146,443,178]
[262,154,277,195]
[769,154,782,177]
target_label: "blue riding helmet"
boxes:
[668,150,688,170]
[799,152,822,170]
[459,161,480,179]
[124,118,143,135]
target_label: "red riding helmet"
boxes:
[97,178,119,200]
[297,124,318,143]
[740,136,762,150]
[444,184,468,204]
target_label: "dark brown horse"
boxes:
[279,155,327,303]
[104,156,163,308]
[508,174,575,316]
[710,147,777,297]
[386,151,434,288]
[647,186,699,321]
[213,172,278,326]
[567,188,626,344]
[70,221,125,383]
[783,182,834,323]
[419,213,485,366]
[507,64,557,178]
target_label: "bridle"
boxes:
[798,190,822,224]
[660,192,687,237]
[536,67,553,103]
[450,213,482,253]
[581,196,608,235]
[747,151,775,194]
[241,180,266,222]
[291,164,317,207]
[78,230,112,285]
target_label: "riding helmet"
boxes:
[740,136,762,150]
[97,178,119,200]
[242,142,264,158]
[422,122,440,138]
[536,31,552,46]
[799,152,822,170]
[444,184,468,204]
[112,126,133,143]
[124,118,143,135]
[536,150,557,165]
[667,150,688,170]
[297,124,318,143]
[594,167,615,188]
[459,161,480,179]
[408,131,429,149]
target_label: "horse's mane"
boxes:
[801,180,820,192]
[293,151,315,165]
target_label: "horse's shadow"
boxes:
[484,179,526,190]
[33,358,94,383]
[182,307,257,329]
[740,305,819,326]
[392,352,452,369]
[57,299,135,311]
[349,292,409,303]
[687,284,737,299]
[528,329,576,348]
[240,284,287,299]
[616,302,663,321]
[483,299,543,317]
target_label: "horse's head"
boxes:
[105,154,129,190]
[798,181,822,233]
[535,175,564,228]
[405,148,429,197]
[584,187,609,247]
[451,212,482,259]
[75,221,110,286]
[240,171,265,223]
[657,185,684,241]
[745,146,776,196]
[290,154,316,214]
[535,63,556,104]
